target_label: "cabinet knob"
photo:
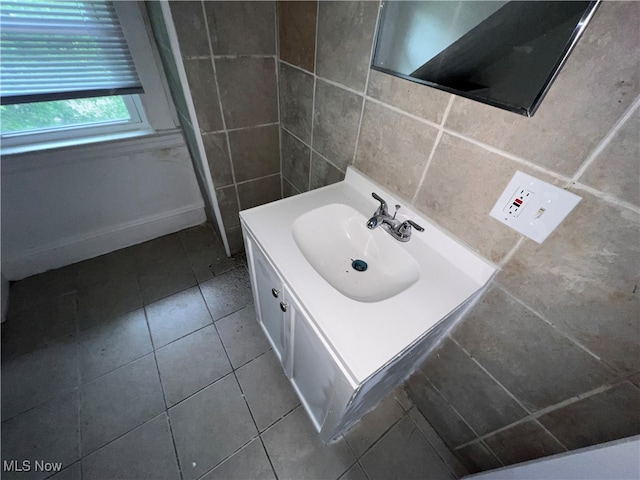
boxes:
[280,302,288,312]
[272,288,280,298]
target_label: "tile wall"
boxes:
[277,0,640,473]
[146,1,224,244]
[148,1,282,254]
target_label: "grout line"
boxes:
[410,94,455,204]
[494,283,621,371]
[358,460,372,480]
[200,1,242,216]
[570,181,640,215]
[406,406,468,479]
[410,129,443,205]
[533,417,569,453]
[182,55,211,60]
[142,278,197,307]
[453,381,623,451]
[159,371,237,412]
[256,438,281,480]
[194,435,261,480]
[439,95,455,128]
[442,127,569,183]
[340,460,364,480]
[281,125,312,151]
[282,176,301,196]
[143,303,185,479]
[74,294,84,467]
[76,387,83,476]
[213,54,277,59]
[79,350,159,388]
[312,147,346,175]
[571,95,640,183]
[314,72,366,99]
[351,0,382,168]
[279,57,365,99]
[365,96,442,130]
[481,440,504,467]
[497,236,526,268]
[234,172,281,187]
[177,227,210,283]
[258,401,301,435]
[80,411,172,460]
[346,413,406,464]
[417,369,482,440]
[259,403,301,436]
[281,124,348,177]
[449,335,535,416]
[282,124,348,176]
[258,435,280,480]
[203,122,280,135]
[533,383,618,417]
[628,377,640,393]
[214,182,236,192]
[277,57,313,77]
[307,0,320,192]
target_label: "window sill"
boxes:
[1,128,186,175]
[1,128,161,157]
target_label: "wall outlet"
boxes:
[490,171,581,243]
[503,188,534,218]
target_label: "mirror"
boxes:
[372,1,600,116]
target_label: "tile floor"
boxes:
[1,224,465,480]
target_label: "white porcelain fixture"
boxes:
[240,167,496,443]
[292,203,420,302]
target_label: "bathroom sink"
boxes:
[292,203,420,302]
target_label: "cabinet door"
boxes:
[251,241,287,364]
[290,299,343,432]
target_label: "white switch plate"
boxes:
[490,171,581,243]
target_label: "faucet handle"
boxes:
[371,192,388,215]
[398,219,425,240]
[404,219,424,232]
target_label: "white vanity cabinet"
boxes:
[249,237,288,369]
[244,229,355,438]
[238,167,495,443]
[242,223,487,443]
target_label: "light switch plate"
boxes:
[490,171,581,243]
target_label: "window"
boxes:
[0,0,156,150]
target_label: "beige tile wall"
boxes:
[277,0,640,473]
[151,1,281,254]
[146,1,224,243]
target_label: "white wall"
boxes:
[1,132,205,280]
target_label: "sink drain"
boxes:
[351,259,368,272]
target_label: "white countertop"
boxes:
[240,168,495,383]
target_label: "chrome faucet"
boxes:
[366,192,424,242]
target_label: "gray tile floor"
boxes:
[1,224,463,480]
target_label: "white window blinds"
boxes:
[0,0,143,105]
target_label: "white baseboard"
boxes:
[2,203,206,280]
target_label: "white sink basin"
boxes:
[292,203,420,302]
